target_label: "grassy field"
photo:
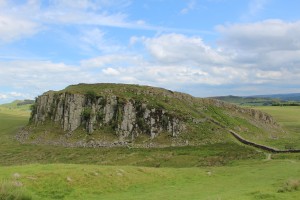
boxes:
[251,106,300,149]
[1,104,300,199]
[1,160,300,200]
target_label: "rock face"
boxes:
[30,92,186,141]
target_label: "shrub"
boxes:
[81,108,92,121]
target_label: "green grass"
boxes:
[0,160,300,199]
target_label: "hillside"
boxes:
[20,83,284,148]
[0,99,33,117]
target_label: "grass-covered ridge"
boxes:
[26,83,286,149]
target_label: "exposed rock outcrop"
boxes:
[30,91,186,141]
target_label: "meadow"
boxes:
[0,104,300,199]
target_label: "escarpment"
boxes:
[23,83,283,147]
[30,89,186,141]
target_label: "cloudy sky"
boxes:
[0,0,300,103]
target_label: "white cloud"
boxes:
[77,31,300,91]
[217,20,300,70]
[102,67,120,76]
[0,94,7,99]
[180,0,196,14]
[0,92,30,101]
[217,20,300,52]
[81,54,144,68]
[0,15,39,43]
[9,92,23,97]
[0,60,94,98]
[143,33,228,65]
[50,0,131,11]
[242,0,269,20]
[79,28,123,53]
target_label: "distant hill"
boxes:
[250,93,300,101]
[211,95,277,106]
[212,93,300,106]
[0,99,33,116]
[1,99,34,108]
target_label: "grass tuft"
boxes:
[278,179,300,193]
[0,180,32,200]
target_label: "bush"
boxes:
[81,108,92,121]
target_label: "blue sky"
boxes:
[1,0,300,103]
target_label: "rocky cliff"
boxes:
[30,90,186,141]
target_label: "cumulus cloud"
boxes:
[76,30,300,93]
[102,67,120,76]
[81,54,144,68]
[217,20,300,74]
[0,92,30,101]
[0,15,40,43]
[143,33,228,65]
[0,60,93,98]
[217,20,300,52]
[0,94,7,99]
[79,28,123,53]
[0,0,147,44]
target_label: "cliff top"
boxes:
[47,83,194,101]
[45,83,199,117]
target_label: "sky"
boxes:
[1,0,300,103]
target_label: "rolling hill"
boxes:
[19,83,285,149]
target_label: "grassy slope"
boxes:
[1,103,300,199]
[251,106,300,149]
